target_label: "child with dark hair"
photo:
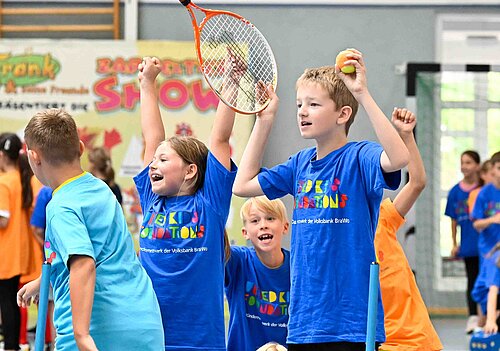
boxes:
[0,133,37,351]
[445,149,481,333]
[88,146,122,204]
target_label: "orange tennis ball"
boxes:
[336,50,356,74]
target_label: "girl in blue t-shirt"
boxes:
[135,57,239,350]
[225,196,290,351]
[445,150,481,333]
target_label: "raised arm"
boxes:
[336,49,409,172]
[392,108,426,217]
[210,52,244,170]
[233,84,279,197]
[138,57,164,167]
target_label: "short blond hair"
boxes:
[24,109,80,165]
[240,196,288,224]
[296,66,359,135]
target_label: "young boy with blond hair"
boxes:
[225,196,290,351]
[17,108,163,351]
[233,48,409,350]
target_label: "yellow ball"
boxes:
[336,50,356,74]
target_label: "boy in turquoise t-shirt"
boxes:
[17,108,164,351]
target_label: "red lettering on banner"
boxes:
[191,81,219,112]
[94,76,121,111]
[122,83,140,110]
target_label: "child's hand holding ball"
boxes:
[336,49,356,74]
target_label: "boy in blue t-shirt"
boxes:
[472,151,500,255]
[225,196,290,351]
[17,108,164,351]
[472,245,500,334]
[233,48,409,350]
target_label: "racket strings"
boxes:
[199,14,276,113]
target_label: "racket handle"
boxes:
[179,0,191,6]
[35,262,51,351]
[365,262,379,351]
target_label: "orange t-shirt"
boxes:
[375,198,443,351]
[20,177,44,283]
[0,170,42,280]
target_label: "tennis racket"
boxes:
[178,0,278,115]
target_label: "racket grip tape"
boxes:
[365,262,379,351]
[35,262,51,351]
[179,0,191,6]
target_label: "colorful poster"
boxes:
[0,39,253,247]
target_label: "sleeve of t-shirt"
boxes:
[201,152,237,219]
[378,198,406,234]
[358,141,401,197]
[0,181,10,218]
[225,246,246,290]
[31,187,52,228]
[133,165,159,214]
[258,155,296,200]
[445,185,458,219]
[471,187,487,221]
[48,209,95,268]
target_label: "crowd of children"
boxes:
[446,151,500,334]
[3,46,498,351]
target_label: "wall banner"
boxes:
[0,39,253,247]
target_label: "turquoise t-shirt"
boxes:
[258,141,400,345]
[45,172,164,351]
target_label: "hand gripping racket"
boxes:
[179,0,278,115]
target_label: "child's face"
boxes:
[482,164,494,185]
[493,161,500,186]
[149,142,191,197]
[242,204,288,254]
[296,82,341,142]
[460,154,479,179]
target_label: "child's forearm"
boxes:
[451,220,458,247]
[69,256,97,349]
[473,217,494,232]
[210,101,236,170]
[487,286,499,324]
[392,132,426,217]
[233,118,273,197]
[140,79,165,165]
[358,94,409,172]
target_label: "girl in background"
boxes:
[445,150,481,333]
[0,133,37,351]
[88,146,123,205]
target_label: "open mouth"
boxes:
[300,121,312,127]
[258,234,274,241]
[151,173,164,182]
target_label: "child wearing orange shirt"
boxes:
[375,108,443,351]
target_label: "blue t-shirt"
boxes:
[472,251,500,314]
[258,141,400,344]
[45,172,163,351]
[31,186,52,229]
[445,183,479,257]
[134,152,236,351]
[225,246,290,351]
[471,183,500,257]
